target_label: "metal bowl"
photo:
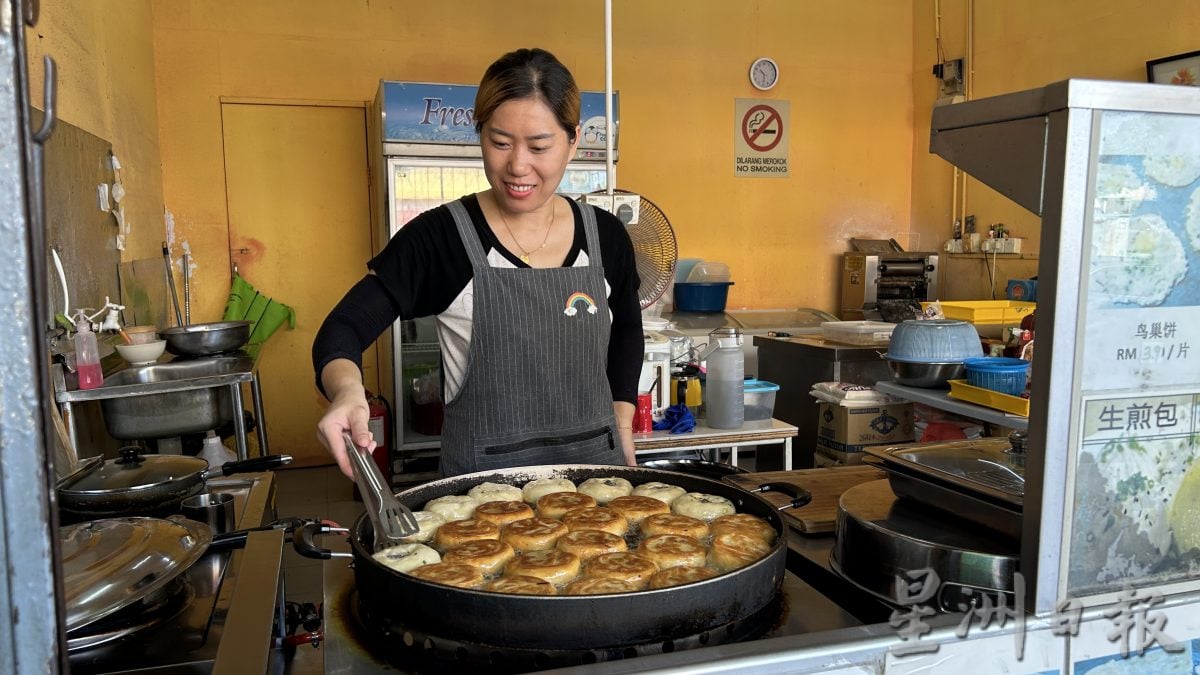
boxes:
[158,321,251,356]
[884,356,965,388]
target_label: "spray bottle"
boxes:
[72,309,104,390]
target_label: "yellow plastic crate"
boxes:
[947,379,1030,417]
[923,300,1035,325]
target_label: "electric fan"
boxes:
[584,189,678,310]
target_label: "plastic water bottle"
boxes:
[72,311,103,390]
[704,328,744,429]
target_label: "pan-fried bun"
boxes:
[647,565,718,589]
[562,576,637,595]
[671,492,736,522]
[639,513,710,540]
[555,529,627,561]
[505,549,581,586]
[536,491,597,520]
[639,534,707,569]
[711,513,777,545]
[424,494,479,521]
[522,478,576,505]
[631,482,687,505]
[709,532,772,572]
[607,495,670,526]
[467,481,523,504]
[473,500,535,528]
[433,518,500,552]
[397,510,446,545]
[371,543,440,573]
[408,562,485,589]
[501,517,568,551]
[577,477,634,505]
[441,539,515,576]
[584,552,658,590]
[485,575,557,595]
[561,507,629,536]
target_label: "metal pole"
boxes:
[604,0,615,194]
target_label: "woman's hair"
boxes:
[474,48,580,142]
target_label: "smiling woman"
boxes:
[313,48,644,479]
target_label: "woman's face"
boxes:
[481,97,580,214]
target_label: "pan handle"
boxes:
[292,522,353,560]
[755,482,812,510]
[206,517,309,552]
[216,454,293,476]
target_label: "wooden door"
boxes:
[223,102,376,467]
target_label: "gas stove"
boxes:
[64,474,283,674]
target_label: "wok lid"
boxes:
[61,516,212,632]
[59,447,208,496]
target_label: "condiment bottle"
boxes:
[73,311,103,390]
[701,328,744,429]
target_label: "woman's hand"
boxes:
[317,359,376,478]
[613,401,637,466]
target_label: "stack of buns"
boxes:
[370,476,777,595]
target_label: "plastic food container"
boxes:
[926,300,1036,326]
[673,282,734,312]
[821,321,895,345]
[685,261,731,283]
[743,379,779,421]
[962,357,1030,396]
[887,319,982,362]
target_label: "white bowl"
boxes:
[115,340,166,365]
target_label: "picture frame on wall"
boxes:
[1146,49,1200,86]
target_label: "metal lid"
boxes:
[61,516,212,632]
[864,438,1024,505]
[60,448,207,495]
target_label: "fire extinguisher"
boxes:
[365,391,393,485]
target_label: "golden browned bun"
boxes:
[536,491,597,520]
[647,566,719,589]
[423,495,480,521]
[584,552,659,590]
[432,518,500,552]
[561,507,629,536]
[607,495,670,526]
[500,517,568,551]
[467,481,524,504]
[408,562,485,589]
[640,513,710,540]
[441,539,515,576]
[631,481,687,505]
[639,534,708,569]
[473,500,535,528]
[371,543,440,573]
[505,549,581,586]
[555,529,628,561]
[577,477,634,505]
[671,492,736,522]
[562,576,637,595]
[710,513,777,545]
[709,532,773,572]
[485,575,558,596]
[522,477,576,504]
[396,510,446,545]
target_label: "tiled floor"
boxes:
[274,464,364,607]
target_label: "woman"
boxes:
[313,48,643,478]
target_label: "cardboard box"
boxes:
[814,446,867,467]
[816,402,914,453]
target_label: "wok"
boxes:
[296,464,809,652]
[638,457,748,479]
[158,321,250,356]
[57,446,291,518]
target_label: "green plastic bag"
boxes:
[224,273,296,346]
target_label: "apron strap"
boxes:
[446,199,491,270]
[578,202,605,269]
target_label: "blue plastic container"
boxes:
[962,356,1030,396]
[674,282,734,312]
[1006,279,1038,303]
[743,379,780,421]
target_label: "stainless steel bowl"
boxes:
[885,356,964,388]
[159,321,251,356]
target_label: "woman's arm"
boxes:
[612,401,636,465]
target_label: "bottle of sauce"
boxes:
[73,311,103,390]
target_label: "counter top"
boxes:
[875,380,1028,430]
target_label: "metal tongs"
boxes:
[344,433,419,548]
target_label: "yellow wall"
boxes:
[24,0,165,264]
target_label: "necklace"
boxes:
[497,198,556,264]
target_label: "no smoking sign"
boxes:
[734,98,789,177]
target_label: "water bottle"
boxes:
[703,328,744,429]
[73,311,104,390]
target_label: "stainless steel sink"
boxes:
[99,356,253,440]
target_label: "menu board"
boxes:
[1068,110,1200,599]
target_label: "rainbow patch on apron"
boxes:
[564,291,599,316]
